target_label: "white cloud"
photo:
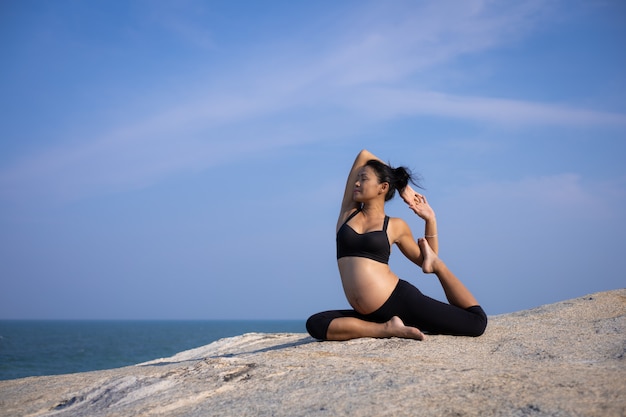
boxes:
[333,88,626,126]
[1,0,624,203]
[447,173,625,221]
[313,1,518,80]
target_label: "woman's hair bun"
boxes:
[393,167,411,190]
[365,159,420,201]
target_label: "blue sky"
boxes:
[1,0,625,320]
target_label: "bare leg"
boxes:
[418,238,479,309]
[326,316,426,341]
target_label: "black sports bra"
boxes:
[336,208,390,264]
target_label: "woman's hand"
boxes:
[401,186,436,222]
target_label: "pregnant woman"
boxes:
[306,149,487,341]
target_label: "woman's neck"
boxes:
[360,201,386,217]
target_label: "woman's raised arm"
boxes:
[337,149,383,228]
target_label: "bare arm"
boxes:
[394,218,424,267]
[337,149,383,230]
[400,185,438,254]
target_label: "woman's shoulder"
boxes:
[388,216,413,240]
[388,215,409,227]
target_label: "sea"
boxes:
[0,320,305,381]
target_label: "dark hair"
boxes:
[365,159,421,201]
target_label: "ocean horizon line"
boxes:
[0,320,306,380]
[0,318,305,322]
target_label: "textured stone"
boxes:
[1,289,624,417]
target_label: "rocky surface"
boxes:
[1,289,625,417]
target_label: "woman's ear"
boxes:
[379,182,389,194]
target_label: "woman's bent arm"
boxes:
[338,149,383,229]
[400,184,438,254]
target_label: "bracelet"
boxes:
[425,234,438,238]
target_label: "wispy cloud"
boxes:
[458,174,625,217]
[1,0,623,203]
[334,88,626,126]
[312,0,551,86]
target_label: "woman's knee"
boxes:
[306,312,330,340]
[466,305,488,337]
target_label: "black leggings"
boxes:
[306,279,487,340]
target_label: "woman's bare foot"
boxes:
[418,237,440,274]
[384,316,426,340]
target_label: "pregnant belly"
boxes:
[338,258,399,314]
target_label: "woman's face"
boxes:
[353,166,387,202]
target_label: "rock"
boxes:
[0,289,624,417]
